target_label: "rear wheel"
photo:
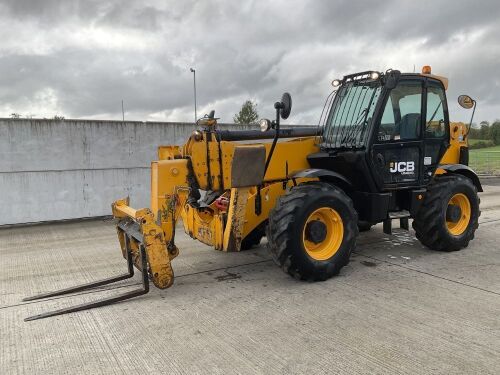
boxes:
[266,182,358,280]
[413,175,480,251]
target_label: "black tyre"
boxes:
[358,221,373,232]
[412,175,480,251]
[266,182,358,281]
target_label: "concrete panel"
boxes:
[0,119,254,172]
[1,167,149,224]
[0,118,257,225]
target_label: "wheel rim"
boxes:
[446,193,471,236]
[302,207,344,261]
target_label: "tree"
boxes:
[479,124,490,139]
[10,113,20,119]
[233,100,258,124]
[479,120,490,128]
[468,127,480,139]
[490,121,500,145]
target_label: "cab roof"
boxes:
[401,72,449,90]
[339,69,449,91]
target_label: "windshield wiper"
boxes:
[426,102,442,126]
[340,108,368,145]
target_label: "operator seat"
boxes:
[397,113,420,140]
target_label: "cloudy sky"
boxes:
[0,0,499,124]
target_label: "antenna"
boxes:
[413,64,415,73]
[121,100,125,122]
[190,68,197,123]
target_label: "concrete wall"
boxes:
[0,119,257,225]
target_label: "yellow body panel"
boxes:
[150,159,190,217]
[261,138,319,181]
[439,122,468,165]
[241,178,316,239]
[223,187,251,251]
[189,135,319,189]
[158,145,182,160]
[181,204,225,249]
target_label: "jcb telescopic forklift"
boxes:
[25,66,481,321]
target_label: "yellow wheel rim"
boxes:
[446,193,471,236]
[302,207,344,261]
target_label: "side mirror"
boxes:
[458,95,475,109]
[458,95,477,135]
[280,92,292,119]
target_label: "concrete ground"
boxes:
[1,182,500,375]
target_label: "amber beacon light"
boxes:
[422,65,432,74]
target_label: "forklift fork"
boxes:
[23,235,149,322]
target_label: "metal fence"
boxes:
[469,151,500,175]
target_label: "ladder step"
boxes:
[388,210,410,219]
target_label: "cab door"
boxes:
[370,79,424,190]
[422,79,450,183]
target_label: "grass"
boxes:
[469,144,500,153]
[469,144,500,174]
[468,139,487,146]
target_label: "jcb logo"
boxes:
[390,161,415,173]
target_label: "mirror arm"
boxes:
[255,104,281,216]
[263,102,282,177]
[465,100,477,138]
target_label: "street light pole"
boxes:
[190,68,197,123]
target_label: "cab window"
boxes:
[377,82,422,142]
[426,83,447,138]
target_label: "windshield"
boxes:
[323,80,382,148]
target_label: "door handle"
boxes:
[376,153,385,167]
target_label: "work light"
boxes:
[259,118,272,132]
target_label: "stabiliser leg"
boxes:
[23,236,149,322]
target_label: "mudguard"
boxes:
[290,168,352,191]
[439,164,483,192]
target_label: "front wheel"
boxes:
[413,175,480,251]
[266,182,358,281]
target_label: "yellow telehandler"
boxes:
[25,66,481,321]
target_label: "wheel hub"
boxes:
[446,193,471,236]
[446,204,462,223]
[302,207,344,261]
[305,220,327,244]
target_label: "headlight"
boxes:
[370,72,380,80]
[192,130,203,141]
[259,118,271,132]
[331,79,341,87]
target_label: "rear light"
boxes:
[215,196,229,211]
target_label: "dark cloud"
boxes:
[0,0,499,123]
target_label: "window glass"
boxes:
[426,85,446,138]
[324,81,382,147]
[377,82,422,141]
[378,97,395,141]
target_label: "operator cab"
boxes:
[308,67,452,224]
